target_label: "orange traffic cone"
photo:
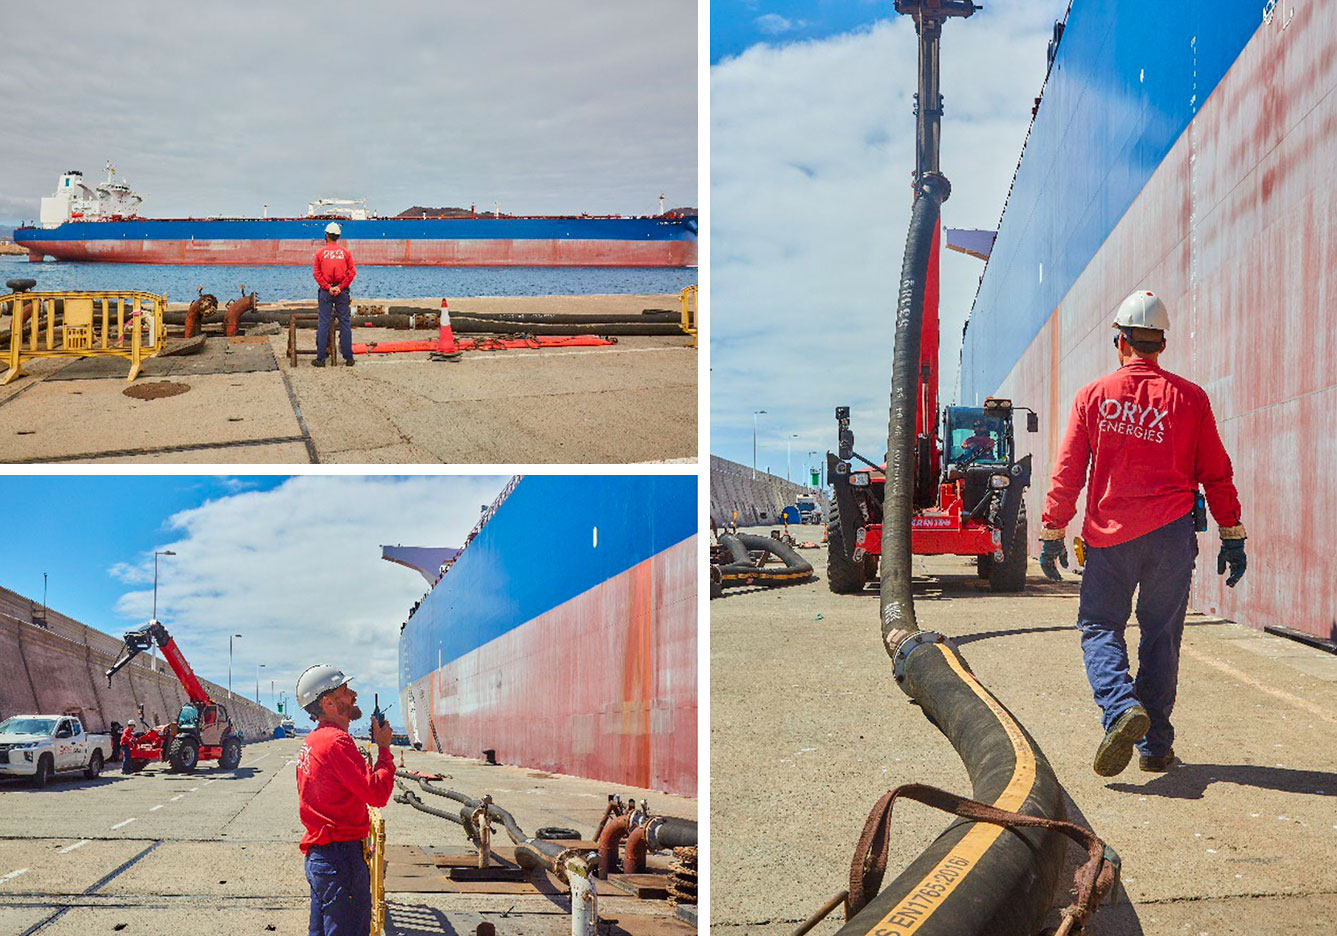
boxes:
[431,298,463,361]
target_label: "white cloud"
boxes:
[109,476,506,719]
[710,7,1064,471]
[755,14,801,36]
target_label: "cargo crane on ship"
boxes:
[824,0,1040,595]
[105,620,242,773]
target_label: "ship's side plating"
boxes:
[15,216,697,267]
[398,476,697,796]
[961,1,1337,640]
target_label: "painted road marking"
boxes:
[205,778,221,785]
[170,795,185,802]
[110,818,137,830]
[58,840,90,854]
[188,787,199,792]
[149,805,163,812]
[1,868,30,881]
[244,752,273,766]
[1183,645,1337,726]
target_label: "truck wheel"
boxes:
[33,753,54,789]
[989,505,1029,593]
[826,505,868,594]
[84,750,104,780]
[220,737,242,770]
[167,736,199,773]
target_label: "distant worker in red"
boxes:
[1039,289,1246,777]
[312,222,357,367]
[295,664,393,936]
[119,720,137,772]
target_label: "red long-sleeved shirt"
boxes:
[1043,359,1242,547]
[296,722,394,853]
[313,243,357,291]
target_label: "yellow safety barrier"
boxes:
[1,289,167,384]
[364,804,386,935]
[680,284,698,348]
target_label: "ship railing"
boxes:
[1,289,167,384]
[679,285,698,348]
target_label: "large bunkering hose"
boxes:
[163,310,684,336]
[835,175,1074,936]
[715,533,814,588]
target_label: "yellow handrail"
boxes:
[364,805,386,935]
[1,289,167,384]
[679,284,698,348]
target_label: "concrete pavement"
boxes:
[0,737,696,935]
[710,527,1337,935]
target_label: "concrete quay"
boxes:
[710,527,1337,935]
[0,738,697,935]
[0,294,697,465]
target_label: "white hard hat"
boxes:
[1112,289,1170,332]
[325,222,342,236]
[296,664,353,709]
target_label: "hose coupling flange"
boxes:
[892,630,947,687]
[918,171,952,204]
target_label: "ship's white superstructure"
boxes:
[39,163,144,228]
[306,198,371,220]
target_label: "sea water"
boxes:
[0,255,696,301]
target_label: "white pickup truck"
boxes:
[0,714,113,787]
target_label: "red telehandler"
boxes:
[105,620,242,773]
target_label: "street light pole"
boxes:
[229,633,242,700]
[151,550,175,670]
[752,410,768,479]
[787,434,798,482]
[256,664,266,704]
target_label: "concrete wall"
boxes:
[709,455,828,527]
[0,585,281,741]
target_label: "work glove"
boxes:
[1218,538,1247,587]
[1039,537,1069,582]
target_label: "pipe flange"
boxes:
[642,815,665,849]
[892,631,947,685]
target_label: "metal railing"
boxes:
[679,284,698,347]
[2,289,168,384]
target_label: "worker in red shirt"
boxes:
[295,665,393,936]
[119,721,137,772]
[312,222,357,367]
[1039,290,1246,777]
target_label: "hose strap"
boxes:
[847,783,1117,929]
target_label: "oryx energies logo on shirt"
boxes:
[1097,397,1168,443]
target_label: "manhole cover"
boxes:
[123,381,191,400]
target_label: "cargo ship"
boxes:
[13,166,697,267]
[959,1,1336,642]
[394,475,697,796]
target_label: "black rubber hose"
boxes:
[716,533,814,585]
[448,316,684,337]
[646,816,698,850]
[837,638,1067,936]
[717,534,753,565]
[420,310,680,325]
[880,176,948,649]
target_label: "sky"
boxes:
[3,475,507,731]
[0,0,696,225]
[710,1,1070,475]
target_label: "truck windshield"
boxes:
[947,408,1010,466]
[0,717,57,736]
[178,704,200,728]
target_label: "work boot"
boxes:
[1093,704,1150,777]
[311,358,326,368]
[1139,749,1178,772]
[344,358,355,367]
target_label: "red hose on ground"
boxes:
[352,335,617,355]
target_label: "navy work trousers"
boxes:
[305,840,370,936]
[1076,512,1198,758]
[317,288,354,364]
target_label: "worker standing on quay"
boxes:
[295,665,394,936]
[1038,290,1247,777]
[312,222,357,367]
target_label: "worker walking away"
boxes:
[1038,290,1246,777]
[119,721,137,772]
[109,720,123,762]
[295,665,393,936]
[312,222,357,367]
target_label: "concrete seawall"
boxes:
[0,585,281,740]
[709,455,827,527]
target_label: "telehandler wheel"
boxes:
[989,505,1029,593]
[167,736,199,773]
[84,749,104,780]
[826,505,868,594]
[220,737,242,770]
[976,555,993,578]
[33,753,54,788]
